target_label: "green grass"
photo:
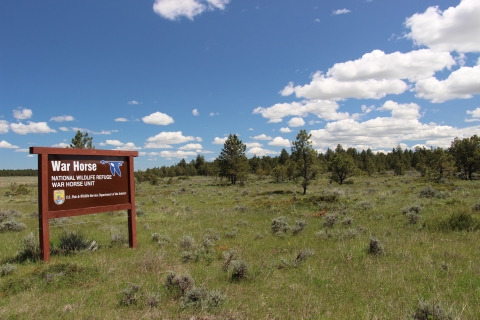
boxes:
[1,173,480,319]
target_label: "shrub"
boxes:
[294,249,314,266]
[165,271,195,295]
[58,230,90,253]
[0,209,21,222]
[224,228,238,238]
[412,299,453,320]
[439,211,478,231]
[358,201,374,211]
[222,250,238,272]
[181,251,199,263]
[14,232,41,262]
[230,260,249,281]
[368,237,385,255]
[179,235,196,250]
[146,293,160,308]
[323,214,338,228]
[181,287,226,309]
[1,264,17,277]
[292,220,307,235]
[419,186,448,199]
[472,203,480,211]
[271,216,290,235]
[406,213,420,225]
[0,220,26,232]
[233,205,248,212]
[121,283,141,306]
[402,205,422,215]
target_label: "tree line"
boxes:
[135,131,480,194]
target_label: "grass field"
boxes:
[1,173,480,319]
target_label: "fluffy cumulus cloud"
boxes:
[246,147,278,157]
[115,142,141,150]
[0,140,19,148]
[378,100,421,120]
[254,100,352,123]
[179,143,202,150]
[288,117,305,127]
[114,118,128,122]
[281,73,407,101]
[212,137,227,145]
[279,127,291,133]
[142,112,174,125]
[252,134,272,140]
[466,107,480,122]
[415,62,480,102]
[13,108,32,120]
[268,137,290,147]
[245,142,263,148]
[50,115,74,122]
[405,0,480,53]
[51,142,69,148]
[128,100,140,105]
[192,109,199,116]
[326,49,455,82]
[145,131,197,148]
[0,120,9,134]
[153,0,230,20]
[10,122,56,135]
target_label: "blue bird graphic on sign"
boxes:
[101,160,124,177]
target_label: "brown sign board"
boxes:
[30,147,139,262]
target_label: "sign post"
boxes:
[30,147,138,262]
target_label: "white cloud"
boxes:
[253,100,351,123]
[0,120,9,133]
[50,115,75,122]
[252,134,272,140]
[142,112,174,125]
[268,137,290,147]
[15,148,29,152]
[13,108,32,120]
[115,142,141,150]
[288,117,305,127]
[378,100,421,120]
[333,8,350,15]
[179,143,203,150]
[245,142,263,148]
[212,137,227,144]
[246,147,278,157]
[51,142,69,148]
[210,112,219,116]
[415,63,480,102]
[10,122,56,135]
[145,131,196,148]
[115,118,128,122]
[279,127,292,133]
[128,100,140,105]
[104,140,124,147]
[405,0,480,53]
[70,127,112,135]
[326,49,455,82]
[159,150,197,158]
[466,107,480,122]
[0,140,19,148]
[153,0,230,20]
[59,127,69,131]
[281,73,407,101]
[192,109,199,116]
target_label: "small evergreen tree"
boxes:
[291,130,318,194]
[69,130,94,149]
[218,134,249,184]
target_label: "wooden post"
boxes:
[128,155,137,248]
[38,153,50,262]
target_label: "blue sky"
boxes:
[1,0,479,170]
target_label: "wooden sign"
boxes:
[30,147,139,262]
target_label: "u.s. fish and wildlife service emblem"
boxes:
[54,190,65,205]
